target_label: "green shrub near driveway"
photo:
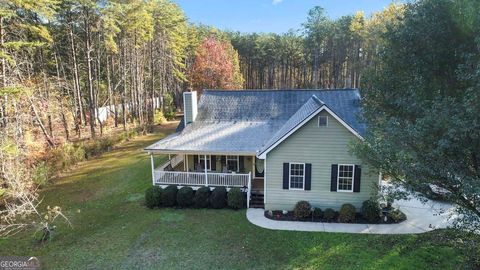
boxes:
[162,185,178,207]
[339,203,356,223]
[324,208,336,222]
[313,207,323,219]
[362,199,381,223]
[210,187,227,209]
[193,186,210,208]
[294,201,312,220]
[227,188,245,209]
[177,186,194,207]
[389,209,407,223]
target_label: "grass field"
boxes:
[0,125,474,269]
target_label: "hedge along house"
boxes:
[145,89,380,210]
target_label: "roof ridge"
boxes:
[311,95,325,106]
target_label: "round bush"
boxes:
[227,188,245,209]
[339,203,356,223]
[324,208,336,221]
[177,186,194,207]
[362,199,381,223]
[313,207,323,219]
[389,209,407,223]
[210,187,227,209]
[145,186,162,208]
[193,186,210,208]
[145,187,155,208]
[162,185,178,207]
[294,201,312,220]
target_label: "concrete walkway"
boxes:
[246,196,456,234]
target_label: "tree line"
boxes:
[229,4,403,90]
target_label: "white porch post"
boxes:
[183,154,186,171]
[247,171,251,208]
[204,154,208,186]
[150,153,155,186]
[186,154,189,172]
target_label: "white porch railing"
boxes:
[153,170,250,188]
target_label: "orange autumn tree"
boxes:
[189,37,244,90]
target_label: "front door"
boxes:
[254,157,264,178]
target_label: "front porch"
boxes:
[149,153,265,208]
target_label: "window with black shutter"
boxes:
[289,163,305,190]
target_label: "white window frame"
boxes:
[318,115,328,127]
[289,162,305,190]
[337,164,355,192]
[198,155,211,171]
[226,155,239,172]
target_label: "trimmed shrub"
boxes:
[145,186,162,208]
[227,188,245,209]
[339,203,356,223]
[162,185,178,207]
[210,187,227,209]
[324,208,336,221]
[389,209,407,223]
[194,186,210,208]
[177,186,194,207]
[362,199,381,223]
[294,201,312,220]
[152,186,163,207]
[145,187,155,208]
[313,207,323,219]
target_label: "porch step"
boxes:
[249,193,264,208]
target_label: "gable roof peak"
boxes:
[311,94,324,106]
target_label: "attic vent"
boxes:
[318,116,328,127]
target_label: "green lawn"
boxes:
[0,126,473,269]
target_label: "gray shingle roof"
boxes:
[257,95,324,155]
[145,89,365,154]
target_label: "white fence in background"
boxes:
[96,97,162,123]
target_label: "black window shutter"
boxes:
[283,163,289,189]
[331,164,338,191]
[211,155,216,171]
[305,164,312,190]
[239,156,244,172]
[353,165,361,193]
[193,155,198,165]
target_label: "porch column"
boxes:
[183,154,186,171]
[150,153,155,186]
[204,154,208,186]
[247,172,251,208]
